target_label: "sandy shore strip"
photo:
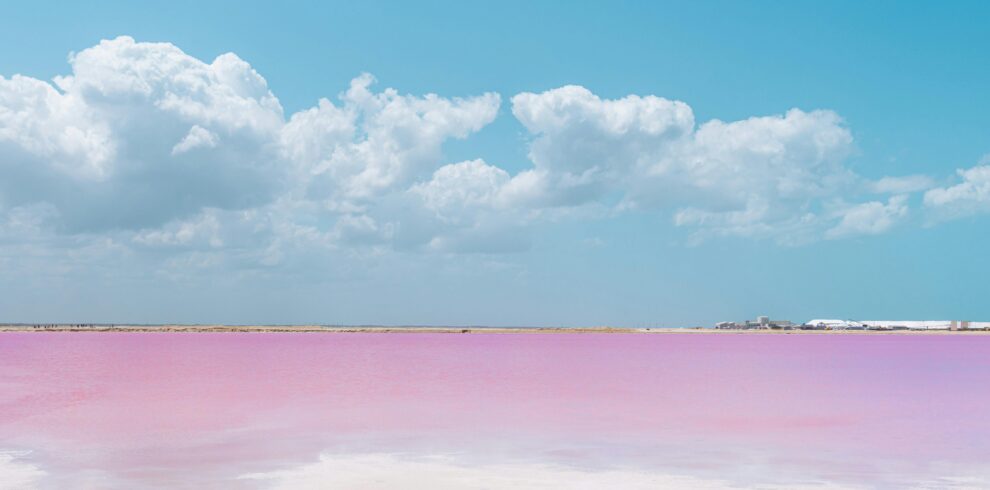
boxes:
[1,324,989,334]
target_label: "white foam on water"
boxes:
[237,452,857,490]
[0,451,44,490]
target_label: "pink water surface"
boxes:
[2,332,989,488]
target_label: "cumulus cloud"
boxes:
[506,86,691,207]
[826,195,909,239]
[0,36,284,232]
[132,210,223,248]
[274,74,504,254]
[870,175,935,194]
[0,36,509,268]
[283,74,500,202]
[673,200,822,245]
[410,159,509,217]
[171,125,219,155]
[513,85,694,175]
[923,159,990,219]
[509,86,878,242]
[0,35,958,281]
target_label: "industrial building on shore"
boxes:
[715,316,990,331]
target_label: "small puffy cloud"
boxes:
[674,109,855,205]
[276,76,504,254]
[410,159,510,216]
[284,74,500,202]
[825,195,909,239]
[512,85,694,174]
[510,86,693,208]
[171,125,219,155]
[870,175,935,194]
[132,210,223,248]
[55,39,283,134]
[331,214,395,246]
[406,160,529,253]
[674,199,821,246]
[923,160,990,219]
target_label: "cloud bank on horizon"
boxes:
[0,36,985,274]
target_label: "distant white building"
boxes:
[805,319,865,330]
[714,316,796,329]
[717,317,990,331]
[859,320,948,330]
[860,320,990,331]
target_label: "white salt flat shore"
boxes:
[2,324,989,334]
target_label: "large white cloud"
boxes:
[0,35,957,281]
[274,74,504,254]
[0,36,285,232]
[509,86,870,242]
[0,37,507,267]
[512,85,694,176]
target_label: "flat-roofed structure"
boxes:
[859,320,990,331]
[714,316,796,329]
[804,319,865,330]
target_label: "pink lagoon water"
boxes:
[1,332,989,488]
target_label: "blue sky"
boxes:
[0,1,987,326]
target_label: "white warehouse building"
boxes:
[859,320,990,330]
[804,320,990,330]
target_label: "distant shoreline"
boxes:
[2,325,989,334]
